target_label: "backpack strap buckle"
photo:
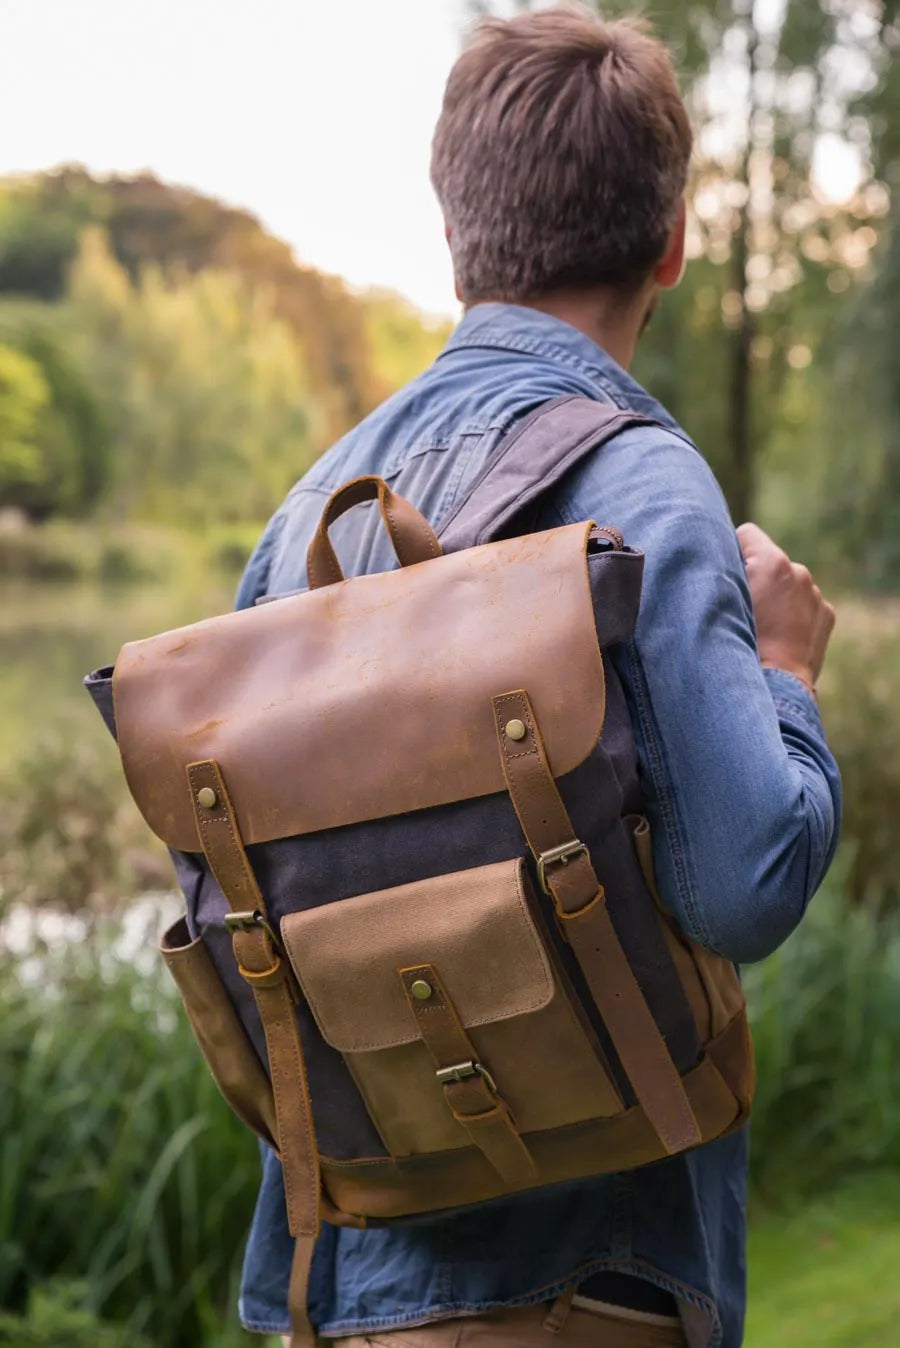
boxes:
[435,1060,498,1095]
[537,839,588,896]
[224,907,283,951]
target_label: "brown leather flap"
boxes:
[281,859,554,1053]
[113,520,604,851]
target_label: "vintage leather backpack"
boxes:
[87,397,753,1347]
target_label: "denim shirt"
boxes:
[236,303,841,1347]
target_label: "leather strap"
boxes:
[307,474,442,589]
[491,693,702,1156]
[286,1232,318,1348]
[188,759,320,1347]
[188,760,268,916]
[400,964,537,1186]
[232,925,318,1237]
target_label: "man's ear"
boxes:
[655,201,686,289]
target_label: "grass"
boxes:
[743,869,900,1196]
[0,916,263,1347]
[1,892,898,1346]
[747,1173,900,1347]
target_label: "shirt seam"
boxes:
[243,1256,721,1343]
[439,332,623,400]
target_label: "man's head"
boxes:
[431,4,691,315]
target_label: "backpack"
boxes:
[86,396,753,1347]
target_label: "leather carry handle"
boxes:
[306,475,442,589]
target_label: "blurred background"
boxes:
[1,1,898,1345]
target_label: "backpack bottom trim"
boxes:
[320,1009,751,1223]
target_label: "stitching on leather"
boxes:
[288,864,554,1052]
[189,766,318,1227]
[494,693,540,762]
[192,766,260,908]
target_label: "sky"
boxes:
[0,0,469,315]
[0,0,863,318]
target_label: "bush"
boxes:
[0,527,86,580]
[745,867,900,1196]
[0,1283,150,1347]
[0,731,167,914]
[97,540,167,584]
[817,601,900,909]
[2,882,899,1345]
[0,917,262,1347]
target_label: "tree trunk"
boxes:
[729,190,754,524]
[727,9,760,525]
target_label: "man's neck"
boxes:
[514,285,655,371]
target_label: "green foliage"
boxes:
[0,173,451,532]
[0,1283,150,1348]
[0,171,100,299]
[0,728,160,913]
[60,227,317,524]
[1,886,897,1345]
[0,922,262,1347]
[815,602,900,908]
[0,342,50,503]
[745,874,900,1195]
[0,167,392,448]
[362,290,453,394]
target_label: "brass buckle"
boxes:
[536,839,589,896]
[436,1060,498,1094]
[224,908,282,950]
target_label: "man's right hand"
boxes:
[736,522,836,694]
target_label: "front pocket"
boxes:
[281,859,622,1159]
[161,917,278,1150]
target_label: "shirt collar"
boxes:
[439,301,678,429]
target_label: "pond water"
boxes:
[1,576,236,766]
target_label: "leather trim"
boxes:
[112,521,605,851]
[160,916,278,1150]
[281,859,554,1053]
[319,1013,747,1220]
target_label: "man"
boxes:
[236,8,840,1346]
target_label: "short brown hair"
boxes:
[431,5,692,303]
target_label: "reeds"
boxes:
[2,887,899,1344]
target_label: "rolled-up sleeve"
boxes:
[557,427,842,964]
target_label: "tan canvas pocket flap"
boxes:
[281,859,554,1053]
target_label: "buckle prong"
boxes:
[224,908,282,950]
[436,1060,498,1094]
[536,840,588,895]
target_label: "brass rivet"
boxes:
[505,718,527,742]
[410,979,433,1001]
[197,786,218,810]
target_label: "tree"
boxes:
[470,1,892,526]
[63,228,320,523]
[0,343,49,510]
[0,169,385,447]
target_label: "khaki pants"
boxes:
[308,1292,688,1347]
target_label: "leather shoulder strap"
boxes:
[437,395,659,552]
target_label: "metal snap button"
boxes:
[504,718,527,742]
[410,979,433,1001]
[197,786,218,810]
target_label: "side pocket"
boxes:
[161,917,278,1150]
[628,816,745,1042]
